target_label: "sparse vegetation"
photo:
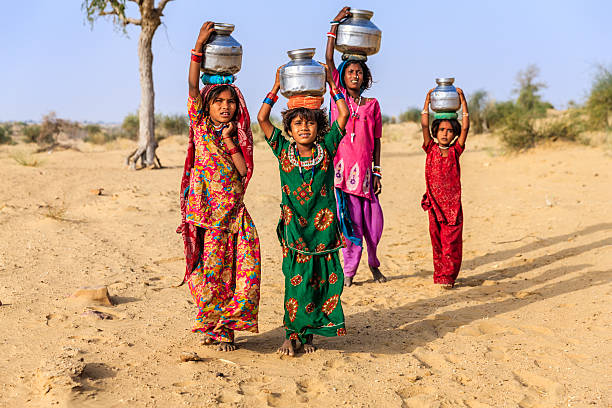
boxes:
[586,65,612,130]
[10,151,43,167]
[398,108,420,124]
[0,124,13,144]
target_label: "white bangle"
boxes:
[463,113,469,117]
[421,110,429,115]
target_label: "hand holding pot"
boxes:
[195,21,215,50]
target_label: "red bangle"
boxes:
[326,32,336,38]
[191,54,202,63]
[330,88,340,97]
[191,49,203,56]
[228,146,241,155]
[266,92,279,102]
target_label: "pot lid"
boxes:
[287,48,316,60]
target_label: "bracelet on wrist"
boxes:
[191,48,203,56]
[263,97,275,106]
[373,171,382,179]
[228,146,241,155]
[326,32,336,39]
[330,20,340,25]
[191,54,202,63]
[266,92,279,102]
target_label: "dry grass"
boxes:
[10,151,43,167]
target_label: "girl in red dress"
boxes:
[420,88,470,289]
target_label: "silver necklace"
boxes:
[288,143,324,168]
[348,94,362,143]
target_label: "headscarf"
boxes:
[287,95,324,110]
[176,84,254,283]
[337,59,368,95]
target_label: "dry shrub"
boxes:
[10,151,43,167]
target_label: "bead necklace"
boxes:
[289,143,323,193]
[347,94,362,143]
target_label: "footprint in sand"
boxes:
[512,370,565,407]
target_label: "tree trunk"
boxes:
[127,21,160,169]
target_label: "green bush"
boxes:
[121,113,139,140]
[23,124,41,143]
[0,124,13,144]
[586,66,612,129]
[500,112,585,151]
[467,90,488,134]
[398,108,420,123]
[159,114,189,136]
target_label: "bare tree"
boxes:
[82,0,174,169]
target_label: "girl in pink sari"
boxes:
[177,22,261,351]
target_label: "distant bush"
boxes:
[586,66,612,129]
[381,114,396,125]
[501,111,585,151]
[467,90,489,134]
[121,113,139,140]
[398,108,420,123]
[23,124,41,143]
[158,114,189,136]
[514,64,553,115]
[0,124,13,144]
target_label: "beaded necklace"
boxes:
[347,94,362,143]
[289,143,324,193]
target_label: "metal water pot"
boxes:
[335,9,381,58]
[279,48,326,98]
[430,78,461,112]
[201,23,242,75]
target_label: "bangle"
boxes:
[191,49,203,56]
[191,54,202,63]
[228,146,241,155]
[373,165,381,171]
[421,110,429,115]
[333,93,345,102]
[373,172,382,179]
[327,32,336,38]
[266,92,279,102]
[463,113,469,117]
[263,97,275,106]
[330,20,340,25]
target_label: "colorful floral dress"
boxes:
[182,91,261,343]
[266,121,347,343]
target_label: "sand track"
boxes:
[0,129,610,407]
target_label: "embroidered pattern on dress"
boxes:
[335,159,344,183]
[362,167,371,193]
[347,163,360,192]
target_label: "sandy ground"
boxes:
[0,124,610,408]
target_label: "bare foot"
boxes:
[277,339,296,356]
[201,337,217,346]
[301,335,317,354]
[370,266,387,283]
[344,276,353,287]
[217,342,237,352]
[442,283,455,290]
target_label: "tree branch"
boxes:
[156,0,173,12]
[98,4,141,25]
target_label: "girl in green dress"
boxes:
[257,65,349,356]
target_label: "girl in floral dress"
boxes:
[326,7,386,287]
[420,87,470,289]
[178,22,261,351]
[257,65,349,356]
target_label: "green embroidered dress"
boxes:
[267,121,347,343]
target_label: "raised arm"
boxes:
[189,22,215,99]
[256,65,282,140]
[326,7,351,71]
[456,88,470,147]
[421,88,434,147]
[325,64,349,130]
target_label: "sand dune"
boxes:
[0,126,610,407]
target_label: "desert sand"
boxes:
[0,123,610,407]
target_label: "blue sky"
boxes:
[1,0,611,122]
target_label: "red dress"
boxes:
[421,140,464,285]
